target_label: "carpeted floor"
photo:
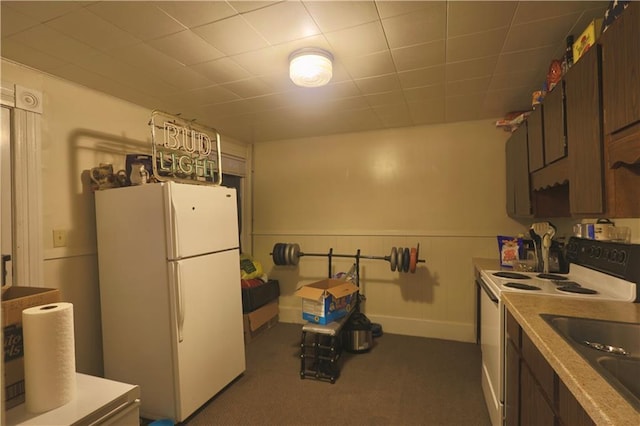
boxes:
[182,322,491,426]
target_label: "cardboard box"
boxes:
[2,286,61,409]
[295,279,359,325]
[573,19,603,64]
[243,300,278,344]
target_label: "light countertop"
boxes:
[502,293,640,426]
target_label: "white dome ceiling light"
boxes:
[289,48,333,88]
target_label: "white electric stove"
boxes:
[478,237,639,426]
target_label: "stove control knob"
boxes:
[617,250,626,264]
[608,249,617,262]
[594,247,602,258]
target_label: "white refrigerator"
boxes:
[95,181,246,422]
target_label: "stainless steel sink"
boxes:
[540,314,640,411]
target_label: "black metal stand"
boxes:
[298,248,363,384]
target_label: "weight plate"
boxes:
[390,247,397,272]
[403,247,410,272]
[291,243,300,266]
[279,243,288,266]
[285,243,293,265]
[409,247,417,273]
[272,243,283,265]
[396,247,403,273]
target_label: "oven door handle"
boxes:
[478,278,499,304]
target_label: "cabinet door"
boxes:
[543,81,567,164]
[602,2,640,134]
[558,380,596,426]
[505,339,520,426]
[506,124,531,217]
[520,365,556,426]
[565,45,604,215]
[527,106,544,172]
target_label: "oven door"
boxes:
[478,277,504,426]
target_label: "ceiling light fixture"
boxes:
[289,48,333,88]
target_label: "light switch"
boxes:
[53,230,67,247]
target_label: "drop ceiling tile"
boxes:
[161,84,240,107]
[228,1,281,14]
[354,74,402,95]
[324,21,388,58]
[159,66,215,92]
[304,1,380,32]
[404,84,446,102]
[398,65,446,89]
[8,25,98,64]
[244,92,292,111]
[73,51,178,95]
[446,76,492,97]
[407,98,446,125]
[146,30,224,66]
[230,46,286,76]
[156,1,238,28]
[108,42,184,76]
[447,1,517,37]
[445,56,498,82]
[0,38,68,71]
[364,90,406,107]
[0,4,39,37]
[2,1,87,22]
[446,94,485,122]
[341,50,396,79]
[382,3,447,48]
[221,77,274,99]
[374,103,414,128]
[190,57,252,84]
[375,1,435,19]
[494,45,557,75]
[45,8,141,53]
[86,2,186,41]
[487,68,541,92]
[513,1,607,25]
[391,40,446,71]
[192,14,269,56]
[503,13,581,53]
[243,1,320,45]
[446,26,509,63]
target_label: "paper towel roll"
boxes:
[22,302,77,413]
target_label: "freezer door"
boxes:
[170,249,246,421]
[165,182,239,259]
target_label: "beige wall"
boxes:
[1,59,249,376]
[3,57,639,376]
[252,122,527,341]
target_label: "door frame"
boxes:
[0,83,44,287]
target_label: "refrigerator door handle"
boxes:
[176,262,185,342]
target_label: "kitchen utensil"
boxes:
[542,224,556,273]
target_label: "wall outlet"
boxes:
[53,229,67,247]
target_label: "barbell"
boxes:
[271,242,424,273]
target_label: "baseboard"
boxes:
[278,305,476,343]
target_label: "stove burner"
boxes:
[557,286,598,295]
[554,281,581,287]
[537,273,568,280]
[493,271,530,279]
[504,282,541,291]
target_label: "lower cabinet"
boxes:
[505,309,595,426]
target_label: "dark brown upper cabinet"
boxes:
[527,106,544,173]
[506,122,532,218]
[565,44,605,215]
[601,2,640,135]
[543,81,567,165]
[600,1,640,218]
